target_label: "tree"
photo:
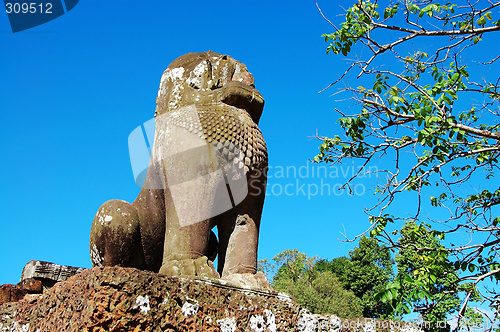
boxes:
[377,221,484,331]
[259,249,364,318]
[317,236,395,318]
[314,0,500,330]
[387,221,463,331]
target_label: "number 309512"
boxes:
[5,2,53,14]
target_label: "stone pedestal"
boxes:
[0,266,422,332]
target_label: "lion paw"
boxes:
[159,256,219,278]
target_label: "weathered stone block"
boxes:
[0,266,423,332]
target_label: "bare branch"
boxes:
[315,0,338,31]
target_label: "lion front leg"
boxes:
[157,180,220,278]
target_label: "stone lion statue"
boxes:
[90,51,269,288]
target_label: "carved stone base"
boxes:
[0,266,423,332]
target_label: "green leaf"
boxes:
[402,303,412,314]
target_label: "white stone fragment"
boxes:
[90,244,103,267]
[249,314,266,332]
[264,309,276,332]
[2,321,30,332]
[162,295,169,305]
[297,309,318,332]
[364,319,376,332]
[217,317,237,332]
[133,295,150,315]
[276,292,292,302]
[329,315,342,330]
[181,298,199,317]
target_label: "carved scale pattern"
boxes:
[167,106,267,175]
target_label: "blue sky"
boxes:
[0,2,498,314]
[0,0,375,284]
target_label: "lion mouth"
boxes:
[219,82,264,123]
